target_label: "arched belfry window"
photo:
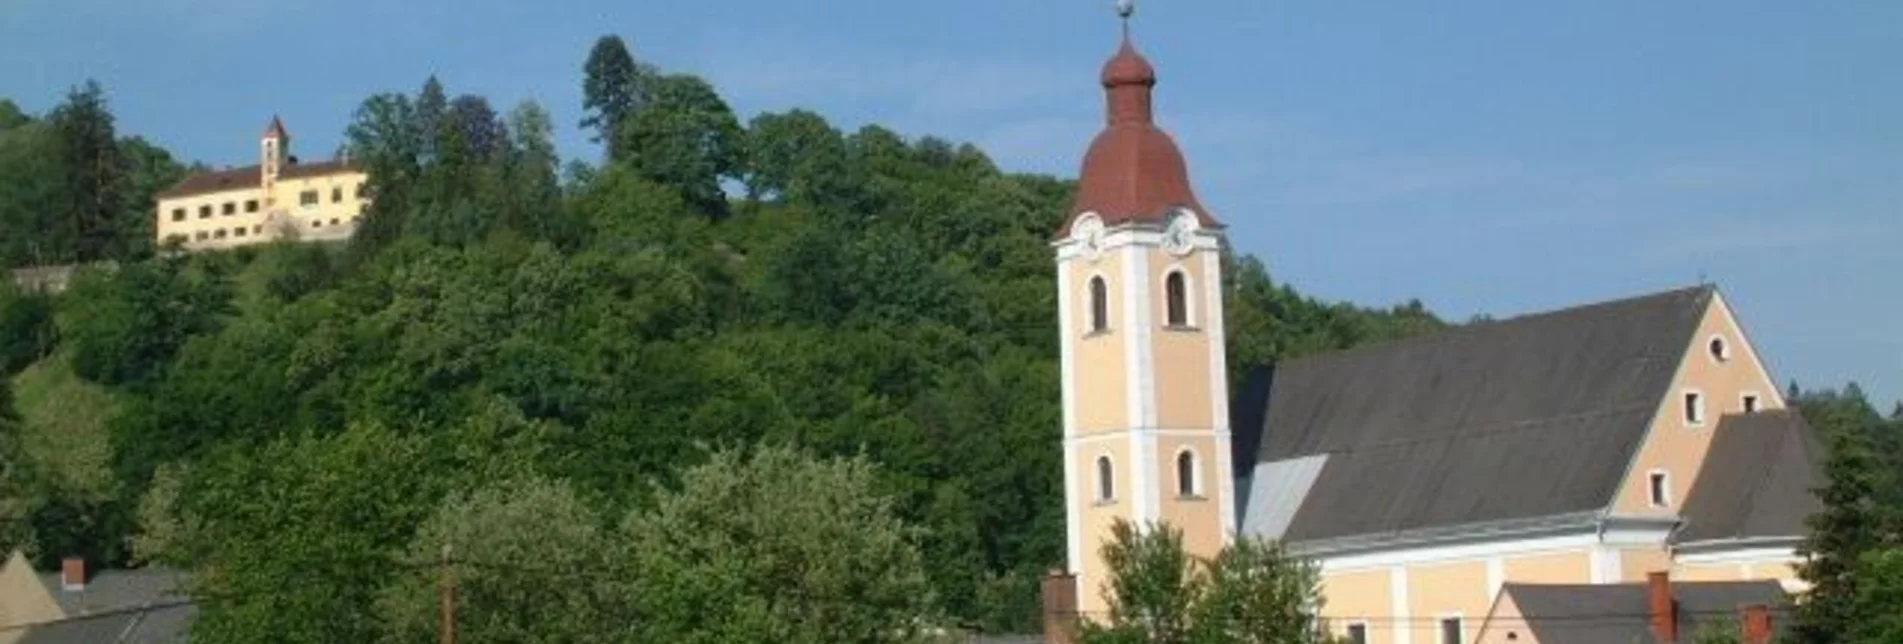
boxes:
[1176,450,1199,497]
[1096,456,1115,502]
[1089,276,1109,334]
[1165,271,1188,327]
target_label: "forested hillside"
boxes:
[0,36,1458,637]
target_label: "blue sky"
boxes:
[4,1,1899,406]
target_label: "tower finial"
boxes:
[1116,0,1135,38]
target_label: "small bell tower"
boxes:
[261,116,290,191]
[1052,1,1235,620]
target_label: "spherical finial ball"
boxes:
[1116,0,1136,20]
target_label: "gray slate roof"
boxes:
[1678,410,1824,544]
[1498,580,1788,644]
[1236,286,1713,543]
[25,569,192,644]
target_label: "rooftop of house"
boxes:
[1678,409,1825,545]
[1237,285,1717,544]
[17,567,193,644]
[1495,579,1789,644]
[156,159,362,200]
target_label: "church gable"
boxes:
[1235,286,1713,544]
[1608,290,1789,518]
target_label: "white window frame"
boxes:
[1437,613,1464,644]
[1174,447,1202,498]
[1161,265,1196,329]
[1741,391,1763,414]
[1683,389,1706,427]
[1648,469,1673,508]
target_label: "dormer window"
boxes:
[1088,276,1109,334]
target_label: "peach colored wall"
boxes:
[1323,570,1392,644]
[1155,434,1223,558]
[1675,562,1743,582]
[1504,550,1591,583]
[1474,593,1539,644]
[1620,547,1674,582]
[1612,295,1784,516]
[1073,438,1133,618]
[1150,248,1215,431]
[1409,561,1493,644]
[1671,559,1800,584]
[1069,254,1131,436]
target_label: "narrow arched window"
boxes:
[1096,456,1115,502]
[1177,450,1198,497]
[1089,277,1109,333]
[1165,271,1188,327]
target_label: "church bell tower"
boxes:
[1053,4,1235,619]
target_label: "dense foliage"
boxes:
[1079,520,1332,644]
[0,35,1453,639]
[1790,385,1903,644]
[0,87,186,268]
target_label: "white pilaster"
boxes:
[1391,566,1412,644]
[1056,255,1084,574]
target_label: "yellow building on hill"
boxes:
[154,117,369,250]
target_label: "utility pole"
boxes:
[440,543,456,644]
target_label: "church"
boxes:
[1048,11,1820,644]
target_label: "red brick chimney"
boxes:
[1648,571,1677,643]
[1042,570,1079,644]
[1742,604,1773,644]
[60,557,86,591]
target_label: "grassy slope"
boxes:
[10,351,121,500]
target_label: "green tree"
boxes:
[0,99,29,131]
[0,379,31,553]
[0,280,55,373]
[48,81,129,263]
[617,74,743,218]
[1081,521,1201,644]
[1847,548,1903,644]
[1690,619,1743,644]
[744,109,851,207]
[618,444,936,643]
[1081,521,1332,644]
[1192,537,1328,644]
[1794,422,1889,644]
[58,259,231,387]
[378,477,620,644]
[581,35,652,159]
[177,424,436,644]
[416,76,449,161]
[116,136,187,260]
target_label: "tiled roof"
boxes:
[1678,410,1824,544]
[26,569,194,644]
[1500,580,1788,644]
[155,166,261,199]
[1237,286,1713,543]
[156,160,362,199]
